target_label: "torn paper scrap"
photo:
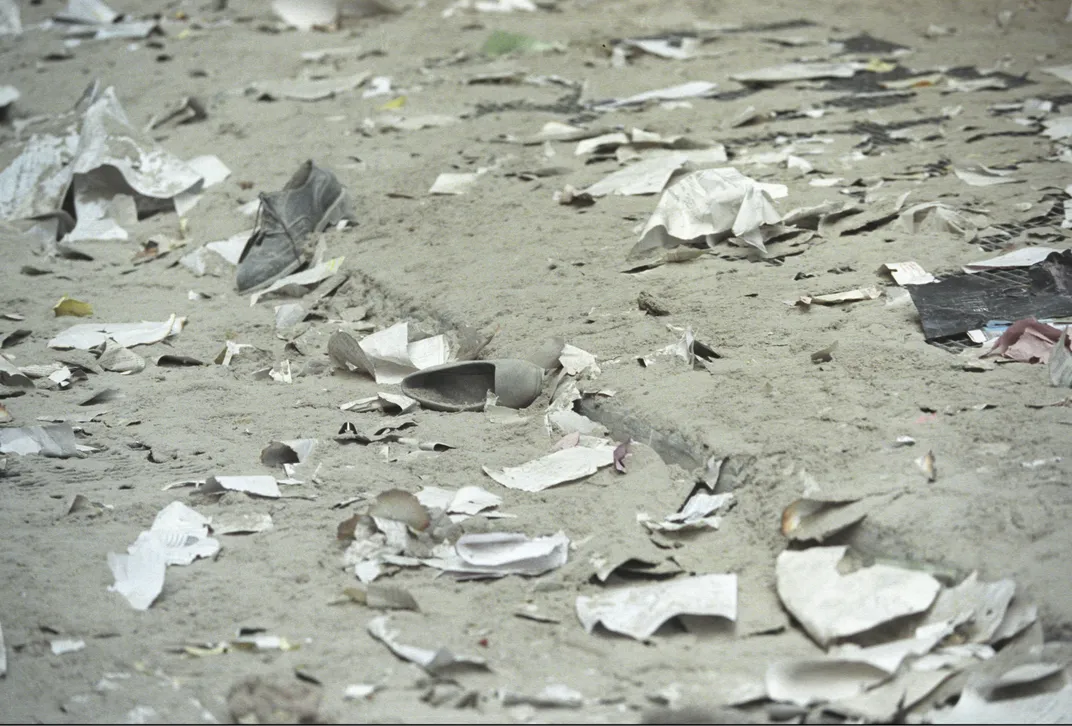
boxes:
[0,354,32,389]
[633,167,788,256]
[340,392,418,414]
[375,114,458,132]
[621,36,700,61]
[928,683,1072,724]
[0,424,80,458]
[781,495,881,543]
[1042,65,1072,85]
[429,169,486,195]
[272,0,338,30]
[48,315,185,350]
[0,0,20,35]
[584,154,693,198]
[798,287,882,307]
[483,444,617,492]
[766,659,890,707]
[249,256,344,305]
[732,62,863,83]
[953,165,1019,187]
[880,261,936,286]
[828,620,954,675]
[1041,117,1072,140]
[576,574,737,640]
[270,360,295,386]
[558,344,600,376]
[500,684,584,708]
[424,532,568,578]
[833,669,953,722]
[897,202,980,241]
[1051,330,1072,387]
[963,247,1060,273]
[203,476,281,499]
[921,572,1015,644]
[591,81,718,111]
[56,0,120,24]
[107,539,168,611]
[205,230,252,266]
[776,546,940,646]
[211,513,273,535]
[416,485,502,516]
[349,322,450,385]
[131,501,220,567]
[367,616,488,673]
[640,492,736,532]
[50,638,86,655]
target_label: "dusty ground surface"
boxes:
[1,0,1071,722]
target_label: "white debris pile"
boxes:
[764,544,1056,721]
[0,84,228,242]
[631,168,789,256]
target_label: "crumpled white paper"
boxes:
[640,491,735,532]
[423,531,569,578]
[0,85,221,240]
[351,322,450,384]
[108,501,220,611]
[633,167,788,256]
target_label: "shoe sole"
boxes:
[236,190,351,295]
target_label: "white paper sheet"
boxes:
[483,444,617,492]
[576,573,737,639]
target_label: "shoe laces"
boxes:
[251,192,301,259]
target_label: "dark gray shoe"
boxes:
[236,160,351,294]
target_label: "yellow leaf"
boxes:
[53,296,93,317]
[379,96,406,111]
[865,58,897,74]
